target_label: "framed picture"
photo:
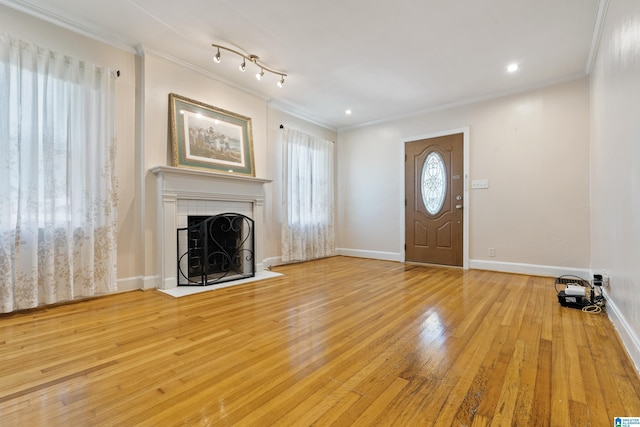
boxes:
[168,93,255,176]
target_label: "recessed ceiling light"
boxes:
[345,109,352,115]
[506,63,519,73]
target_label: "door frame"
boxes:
[399,127,470,269]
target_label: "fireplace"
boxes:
[151,166,270,290]
[177,213,255,286]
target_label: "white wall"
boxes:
[337,78,591,276]
[590,0,640,369]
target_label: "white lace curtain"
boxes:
[281,127,335,262]
[0,34,118,313]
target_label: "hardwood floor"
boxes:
[1,256,639,426]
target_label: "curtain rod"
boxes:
[279,124,334,143]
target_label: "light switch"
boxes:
[471,179,489,189]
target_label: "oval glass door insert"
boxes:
[421,151,447,215]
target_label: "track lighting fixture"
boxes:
[211,43,287,88]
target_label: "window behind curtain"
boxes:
[281,128,335,263]
[0,34,118,313]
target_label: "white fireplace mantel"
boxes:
[151,166,271,290]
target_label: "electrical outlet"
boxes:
[603,271,610,288]
[489,248,495,257]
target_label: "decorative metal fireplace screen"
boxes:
[177,213,255,286]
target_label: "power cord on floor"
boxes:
[582,304,602,314]
[582,294,606,314]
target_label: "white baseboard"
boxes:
[127,258,585,285]
[266,251,402,265]
[470,259,590,278]
[602,289,640,374]
[116,275,160,291]
[263,256,283,269]
[143,275,160,290]
[336,248,402,262]
[334,251,589,278]
[116,276,142,292]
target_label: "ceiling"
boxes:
[1,0,602,130]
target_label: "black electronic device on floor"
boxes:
[555,275,605,311]
[557,289,592,309]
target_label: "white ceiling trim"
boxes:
[340,72,589,132]
[267,100,337,132]
[585,0,610,74]
[0,0,137,53]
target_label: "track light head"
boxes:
[211,43,287,86]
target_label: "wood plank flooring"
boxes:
[1,256,639,426]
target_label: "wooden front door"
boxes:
[405,133,463,266]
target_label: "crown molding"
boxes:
[340,72,588,132]
[267,100,338,132]
[0,0,137,53]
[585,0,610,74]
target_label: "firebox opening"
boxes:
[177,213,255,286]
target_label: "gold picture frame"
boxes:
[168,93,255,176]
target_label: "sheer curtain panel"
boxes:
[0,34,118,313]
[281,128,335,263]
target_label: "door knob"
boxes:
[456,204,463,209]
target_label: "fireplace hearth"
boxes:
[177,213,255,286]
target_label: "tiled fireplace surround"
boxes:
[151,166,271,290]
